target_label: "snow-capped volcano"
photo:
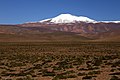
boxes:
[39,14,96,23]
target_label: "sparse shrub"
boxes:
[93,57,102,66]
[111,60,120,67]
[42,70,55,77]
[110,69,116,72]
[53,66,62,70]
[77,72,86,76]
[88,71,101,75]
[26,75,34,80]
[82,75,92,79]
[52,76,59,80]
[67,74,77,78]
[63,70,75,75]
[55,74,67,79]
[110,76,120,80]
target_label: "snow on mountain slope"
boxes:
[100,21,120,23]
[50,14,96,23]
[39,18,52,23]
[39,14,120,24]
[39,14,97,23]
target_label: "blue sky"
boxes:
[0,0,120,24]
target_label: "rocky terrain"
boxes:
[0,42,120,80]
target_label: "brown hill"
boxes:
[0,22,120,42]
[19,22,120,39]
[0,25,91,42]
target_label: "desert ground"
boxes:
[0,41,120,80]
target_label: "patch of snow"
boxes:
[25,22,37,24]
[99,21,120,23]
[39,18,52,23]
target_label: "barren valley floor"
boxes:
[0,41,120,80]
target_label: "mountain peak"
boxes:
[39,14,96,23]
[57,13,74,17]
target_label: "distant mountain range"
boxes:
[0,14,120,42]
